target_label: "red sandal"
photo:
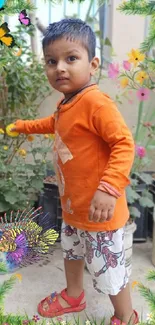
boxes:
[111,310,139,325]
[37,289,86,318]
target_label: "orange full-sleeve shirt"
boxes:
[16,85,135,231]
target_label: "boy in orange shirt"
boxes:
[12,18,138,324]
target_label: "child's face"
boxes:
[44,38,99,98]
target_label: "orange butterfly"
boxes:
[0,22,16,47]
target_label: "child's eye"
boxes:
[47,59,56,65]
[67,56,77,62]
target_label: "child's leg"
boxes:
[38,222,86,317]
[84,228,138,325]
[64,258,85,298]
[109,284,135,323]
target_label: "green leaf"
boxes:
[105,37,112,47]
[3,191,20,205]
[126,186,141,204]
[138,173,153,185]
[129,206,141,218]
[139,197,154,208]
[0,200,10,212]
[31,179,44,190]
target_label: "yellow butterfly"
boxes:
[0,22,15,47]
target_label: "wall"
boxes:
[111,0,146,63]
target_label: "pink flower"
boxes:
[123,60,131,71]
[108,63,119,79]
[135,145,146,159]
[136,88,150,101]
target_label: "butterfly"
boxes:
[0,23,16,48]
[0,0,6,11]
[19,9,31,26]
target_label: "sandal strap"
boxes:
[60,289,84,308]
[111,310,139,325]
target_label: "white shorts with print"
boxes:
[61,222,129,296]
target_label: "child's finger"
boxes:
[99,209,108,222]
[88,204,96,221]
[106,208,114,221]
[92,209,102,222]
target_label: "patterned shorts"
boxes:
[61,222,129,295]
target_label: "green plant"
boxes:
[118,0,155,53]
[0,25,54,217]
[107,48,155,220]
[136,270,155,324]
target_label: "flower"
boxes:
[120,77,129,88]
[0,128,4,134]
[44,134,49,139]
[85,321,91,325]
[61,321,67,325]
[135,145,146,159]
[143,122,152,127]
[14,273,22,281]
[128,49,145,67]
[132,281,139,289]
[27,135,34,142]
[18,149,27,157]
[22,320,30,325]
[146,313,153,323]
[123,60,131,71]
[137,88,150,101]
[6,123,19,137]
[136,71,148,84]
[108,63,119,79]
[32,315,40,322]
[3,146,8,151]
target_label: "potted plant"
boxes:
[0,23,56,219]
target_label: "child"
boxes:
[12,18,138,324]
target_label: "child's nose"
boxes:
[57,61,66,72]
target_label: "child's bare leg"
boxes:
[65,258,85,297]
[42,258,85,311]
[109,284,135,324]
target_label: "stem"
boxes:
[85,0,94,22]
[134,101,144,142]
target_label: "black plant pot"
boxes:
[132,183,149,242]
[37,181,62,241]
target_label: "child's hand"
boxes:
[89,190,116,223]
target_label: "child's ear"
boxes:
[90,57,99,76]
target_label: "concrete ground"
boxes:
[2,240,155,323]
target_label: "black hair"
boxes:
[42,18,96,61]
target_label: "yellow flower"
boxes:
[128,49,145,67]
[120,77,129,88]
[18,149,27,157]
[44,134,49,139]
[6,123,19,137]
[0,128,4,134]
[42,160,46,164]
[14,273,22,281]
[3,146,8,150]
[27,135,34,142]
[132,281,139,289]
[136,71,148,84]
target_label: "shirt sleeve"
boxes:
[15,115,55,134]
[92,98,135,196]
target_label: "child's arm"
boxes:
[12,115,55,134]
[89,97,134,223]
[92,98,135,197]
